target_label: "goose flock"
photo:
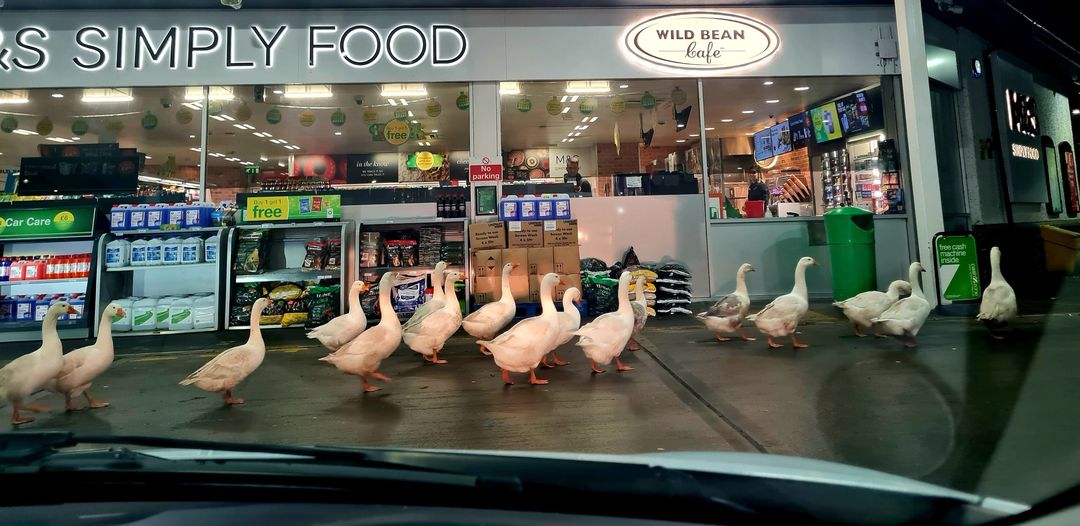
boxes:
[0,247,1018,424]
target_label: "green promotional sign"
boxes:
[246,194,341,222]
[0,207,96,240]
[935,234,981,301]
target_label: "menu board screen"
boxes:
[810,102,843,143]
[789,112,812,149]
[837,91,873,134]
[753,128,774,161]
[770,121,792,156]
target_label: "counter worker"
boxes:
[565,156,592,196]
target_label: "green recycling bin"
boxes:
[824,207,876,301]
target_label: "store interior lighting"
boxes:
[499,82,521,95]
[184,86,234,101]
[0,90,30,104]
[565,80,610,94]
[380,83,427,98]
[81,88,134,103]
[283,84,334,99]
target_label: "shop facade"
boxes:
[0,5,926,338]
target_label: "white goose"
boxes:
[403,271,463,364]
[746,257,817,349]
[461,262,519,355]
[0,301,77,425]
[977,246,1018,340]
[306,280,371,351]
[479,273,563,385]
[627,276,650,351]
[871,262,932,348]
[574,271,636,373]
[400,261,448,333]
[697,263,756,342]
[47,302,126,411]
[179,297,268,404]
[320,271,402,392]
[541,286,581,368]
[833,280,912,337]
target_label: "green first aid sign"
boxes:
[246,194,341,222]
[935,234,981,302]
[0,207,95,240]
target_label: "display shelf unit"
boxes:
[93,227,229,337]
[356,217,469,319]
[0,277,90,286]
[847,134,883,213]
[0,212,100,343]
[226,221,351,331]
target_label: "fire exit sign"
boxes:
[244,166,260,175]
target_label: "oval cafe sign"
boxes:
[624,11,780,73]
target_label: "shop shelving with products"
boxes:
[94,227,229,337]
[846,133,885,213]
[821,148,853,212]
[0,205,101,343]
[225,221,351,330]
[356,217,469,319]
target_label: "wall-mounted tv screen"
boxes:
[753,128,774,161]
[770,121,792,156]
[836,88,884,135]
[809,102,843,143]
[789,112,812,149]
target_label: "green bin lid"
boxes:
[824,206,874,244]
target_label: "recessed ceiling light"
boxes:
[411,120,418,124]
[1073,109,1080,115]
[380,83,426,98]
[619,84,629,89]
[689,133,700,137]
[589,117,598,123]
[561,106,570,114]
[560,95,569,103]
[431,129,439,133]
[334,131,342,136]
[189,135,196,139]
[742,110,754,114]
[675,139,686,143]
[763,81,774,86]
[745,132,754,136]
[272,89,284,95]
[720,119,733,123]
[145,155,152,159]
[259,155,268,161]
[794,86,810,91]
[705,127,716,131]
[766,99,780,103]
[51,91,64,99]
[567,138,575,142]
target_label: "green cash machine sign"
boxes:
[0,207,95,240]
[935,234,981,301]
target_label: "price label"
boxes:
[507,221,522,232]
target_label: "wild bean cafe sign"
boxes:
[623,11,780,73]
[0,207,96,240]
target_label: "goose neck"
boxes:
[791,263,809,298]
[909,266,925,299]
[378,285,399,328]
[735,269,749,296]
[617,277,633,314]
[499,267,514,303]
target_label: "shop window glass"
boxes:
[499,80,702,198]
[0,86,202,200]
[203,83,471,203]
[701,76,903,220]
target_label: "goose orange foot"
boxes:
[550,352,569,366]
[615,358,634,372]
[528,369,549,385]
[360,375,382,393]
[590,360,606,374]
[767,337,783,349]
[85,393,109,409]
[501,368,514,385]
[791,335,809,349]
[738,329,756,341]
[223,390,245,405]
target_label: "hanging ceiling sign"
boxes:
[623,11,780,73]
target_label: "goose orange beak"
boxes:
[116,308,126,318]
[66,306,79,315]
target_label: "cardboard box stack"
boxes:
[470,218,580,305]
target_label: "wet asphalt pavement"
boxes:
[4,303,1080,505]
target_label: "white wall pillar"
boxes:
[896,0,945,305]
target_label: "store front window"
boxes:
[0,86,202,199]
[499,80,701,198]
[203,83,471,202]
[701,76,904,220]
